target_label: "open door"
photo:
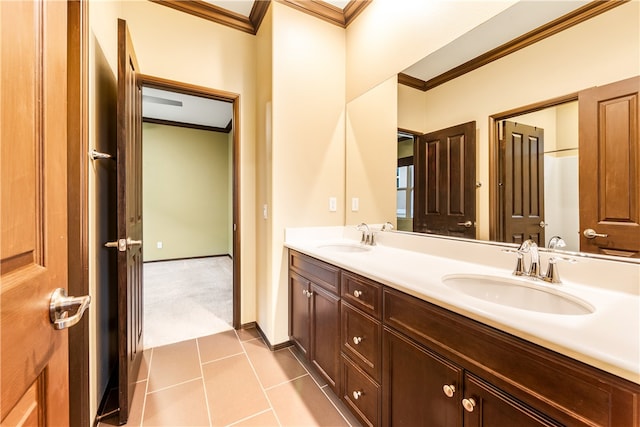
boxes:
[499,121,545,245]
[1,1,89,424]
[579,76,640,257]
[115,18,144,424]
[414,122,476,238]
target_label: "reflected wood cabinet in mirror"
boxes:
[288,250,640,427]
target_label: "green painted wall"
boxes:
[142,123,231,261]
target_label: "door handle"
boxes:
[583,228,608,239]
[49,288,91,330]
[126,238,142,248]
[104,238,142,251]
[457,221,473,228]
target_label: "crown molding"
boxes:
[278,0,370,28]
[150,0,272,35]
[400,0,627,92]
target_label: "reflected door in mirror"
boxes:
[499,121,545,246]
[414,122,476,238]
[579,76,640,258]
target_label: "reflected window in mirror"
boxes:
[397,131,418,231]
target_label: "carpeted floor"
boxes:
[143,256,233,349]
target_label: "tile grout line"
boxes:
[224,408,273,427]
[139,348,154,427]
[287,347,356,427]
[196,338,214,427]
[235,330,283,427]
[262,373,310,392]
[200,350,246,366]
[145,376,203,395]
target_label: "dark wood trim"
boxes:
[488,93,578,241]
[139,74,242,330]
[397,156,413,167]
[255,322,293,351]
[149,0,270,35]
[398,73,427,91]
[142,116,232,134]
[400,1,627,92]
[67,1,90,426]
[278,0,371,28]
[343,0,371,26]
[143,254,232,264]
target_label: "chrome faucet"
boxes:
[381,222,394,231]
[543,236,566,283]
[514,239,540,277]
[356,223,372,245]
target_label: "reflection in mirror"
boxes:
[396,131,416,232]
[389,1,639,259]
[496,101,579,251]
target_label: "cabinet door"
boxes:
[462,373,561,427]
[383,329,463,427]
[290,271,310,356]
[311,283,341,392]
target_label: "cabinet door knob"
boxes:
[352,336,363,345]
[352,390,363,400]
[462,398,476,413]
[442,384,455,398]
[353,290,363,298]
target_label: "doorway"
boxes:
[491,99,580,251]
[140,75,241,348]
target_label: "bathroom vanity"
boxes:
[286,227,640,427]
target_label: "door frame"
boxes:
[488,93,577,241]
[67,1,90,426]
[139,74,242,329]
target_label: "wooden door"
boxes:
[310,283,340,393]
[289,271,311,356]
[500,121,545,245]
[579,76,640,257]
[414,122,476,238]
[462,373,561,427]
[1,1,70,425]
[382,329,462,427]
[117,18,144,424]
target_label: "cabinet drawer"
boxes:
[342,355,381,427]
[341,271,382,318]
[289,250,340,294]
[341,302,381,383]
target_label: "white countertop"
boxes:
[285,227,640,385]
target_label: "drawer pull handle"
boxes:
[353,336,363,345]
[352,390,363,400]
[462,398,476,413]
[353,290,363,298]
[442,384,455,398]
[302,289,313,298]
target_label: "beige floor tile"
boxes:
[235,327,260,342]
[267,376,349,427]
[137,349,152,382]
[143,379,210,426]
[124,380,147,426]
[230,410,280,426]
[147,339,201,392]
[243,339,307,388]
[202,354,270,426]
[197,330,243,363]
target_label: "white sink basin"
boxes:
[441,274,594,315]
[317,243,372,253]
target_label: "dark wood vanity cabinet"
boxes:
[288,251,341,393]
[288,250,640,427]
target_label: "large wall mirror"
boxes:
[346,0,639,260]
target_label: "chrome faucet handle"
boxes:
[356,223,371,245]
[548,236,566,250]
[381,222,394,231]
[543,258,561,283]
[516,239,540,277]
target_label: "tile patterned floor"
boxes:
[99,327,361,427]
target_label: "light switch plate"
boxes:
[329,197,337,212]
[351,197,359,212]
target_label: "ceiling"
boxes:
[142,1,598,130]
[402,1,590,84]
